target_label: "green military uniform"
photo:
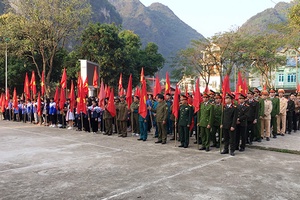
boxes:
[211,103,222,148]
[130,101,139,134]
[151,100,168,143]
[178,104,193,148]
[116,101,128,137]
[197,101,214,150]
[270,97,279,138]
[103,108,113,135]
[257,98,265,141]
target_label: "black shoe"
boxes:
[257,139,262,142]
[178,145,184,148]
[107,134,112,136]
[194,141,198,144]
[143,139,147,141]
[266,137,270,141]
[162,141,166,144]
[137,138,143,141]
[118,135,123,137]
[221,150,229,154]
[205,147,210,152]
[288,132,291,134]
[170,137,175,140]
[199,147,206,150]
[273,135,277,138]
[239,148,245,152]
[210,144,217,147]
[153,136,158,138]
[281,134,285,136]
[230,152,235,156]
[184,146,188,148]
[155,140,162,143]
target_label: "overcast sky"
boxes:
[139,0,291,38]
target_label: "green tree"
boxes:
[0,0,91,95]
[76,23,164,90]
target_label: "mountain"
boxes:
[239,2,293,35]
[90,0,122,25]
[108,0,205,75]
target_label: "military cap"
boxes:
[247,90,255,95]
[225,93,234,99]
[278,89,285,94]
[238,94,247,99]
[209,89,215,95]
[253,87,260,93]
[269,89,276,93]
[202,93,209,98]
[215,94,222,99]
[180,94,188,100]
[261,90,269,96]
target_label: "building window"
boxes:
[287,73,296,83]
[278,74,284,82]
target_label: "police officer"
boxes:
[149,94,168,144]
[236,93,249,152]
[245,90,259,144]
[269,89,279,138]
[211,93,222,148]
[197,93,214,152]
[221,93,237,156]
[116,95,128,137]
[177,95,193,148]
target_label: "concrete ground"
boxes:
[0,120,300,200]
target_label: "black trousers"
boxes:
[247,122,254,142]
[179,125,189,147]
[223,128,236,152]
[236,125,247,149]
[91,118,98,132]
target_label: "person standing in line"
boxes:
[197,93,214,152]
[269,89,279,138]
[177,95,193,148]
[277,89,288,136]
[130,96,140,136]
[149,94,168,144]
[221,93,238,156]
[116,95,128,137]
[211,94,222,148]
[235,94,249,152]
[287,93,296,134]
[260,90,273,141]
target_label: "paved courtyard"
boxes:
[0,120,300,200]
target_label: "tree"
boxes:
[76,23,164,90]
[0,0,91,95]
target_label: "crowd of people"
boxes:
[1,88,299,156]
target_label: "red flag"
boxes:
[24,73,30,100]
[153,75,161,97]
[98,80,106,109]
[193,79,201,113]
[134,86,140,98]
[30,71,37,95]
[140,67,145,83]
[172,85,179,120]
[126,74,132,109]
[204,85,209,94]
[54,86,59,103]
[263,84,267,91]
[235,71,243,100]
[222,75,231,105]
[37,92,41,116]
[1,93,5,112]
[41,70,45,96]
[93,66,98,88]
[60,68,67,89]
[243,78,248,95]
[138,80,147,118]
[106,86,111,98]
[297,83,300,92]
[69,81,75,111]
[13,87,18,110]
[107,88,116,117]
[59,88,66,110]
[77,73,83,89]
[83,76,89,97]
[165,72,170,97]
[118,73,124,96]
[5,88,10,107]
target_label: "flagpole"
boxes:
[175,119,177,147]
[219,104,224,153]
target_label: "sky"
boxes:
[139,0,292,38]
